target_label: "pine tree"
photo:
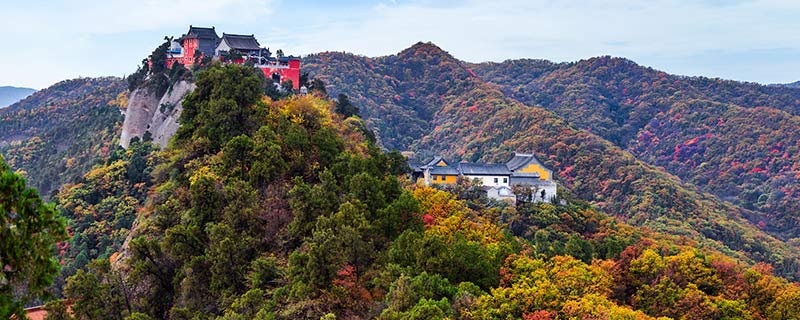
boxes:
[0,156,67,318]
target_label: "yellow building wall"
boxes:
[517,163,551,180]
[431,174,458,184]
[436,161,448,166]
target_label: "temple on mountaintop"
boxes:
[162,25,301,89]
[411,152,558,203]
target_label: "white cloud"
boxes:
[287,0,797,57]
[0,0,277,88]
[1,0,799,87]
[1,0,275,36]
[278,0,800,83]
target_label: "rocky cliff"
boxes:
[119,80,195,148]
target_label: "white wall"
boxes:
[532,184,557,203]
[464,175,510,187]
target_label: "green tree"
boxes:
[177,64,263,149]
[223,135,255,180]
[64,259,132,320]
[291,201,373,293]
[310,79,327,96]
[1,156,67,318]
[334,94,359,118]
[43,299,72,320]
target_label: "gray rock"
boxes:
[119,81,195,149]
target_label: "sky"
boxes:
[1,0,799,89]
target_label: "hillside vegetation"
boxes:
[2,42,800,319]
[470,57,800,240]
[0,77,126,198]
[303,43,800,279]
[48,63,800,320]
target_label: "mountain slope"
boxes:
[470,57,800,240]
[303,43,800,278]
[0,77,126,197]
[0,86,36,108]
[58,63,800,320]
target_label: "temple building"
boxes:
[412,152,558,203]
[216,33,262,58]
[162,26,301,89]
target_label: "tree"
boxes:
[310,79,328,96]
[223,135,255,180]
[177,64,263,149]
[281,80,295,96]
[299,73,309,88]
[64,259,132,320]
[43,299,72,320]
[1,156,67,318]
[334,94,359,118]
[291,201,373,294]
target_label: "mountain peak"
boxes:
[399,41,450,57]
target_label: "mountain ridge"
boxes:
[302,44,800,278]
[469,54,800,239]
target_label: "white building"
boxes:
[412,152,558,203]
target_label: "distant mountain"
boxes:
[0,77,125,198]
[303,43,800,279]
[0,86,36,108]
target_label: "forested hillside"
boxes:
[3,41,800,319]
[48,63,800,320]
[469,56,800,240]
[0,77,126,198]
[303,43,800,279]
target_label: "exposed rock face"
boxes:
[119,86,159,148]
[119,80,195,148]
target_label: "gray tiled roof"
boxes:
[506,152,543,171]
[430,166,459,175]
[221,33,261,51]
[181,26,220,57]
[424,156,448,167]
[459,163,510,175]
[185,26,219,40]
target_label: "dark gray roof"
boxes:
[506,152,544,171]
[181,26,220,57]
[221,33,261,51]
[424,156,449,168]
[511,172,540,178]
[510,176,555,186]
[458,163,510,175]
[430,166,459,175]
[185,26,219,40]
